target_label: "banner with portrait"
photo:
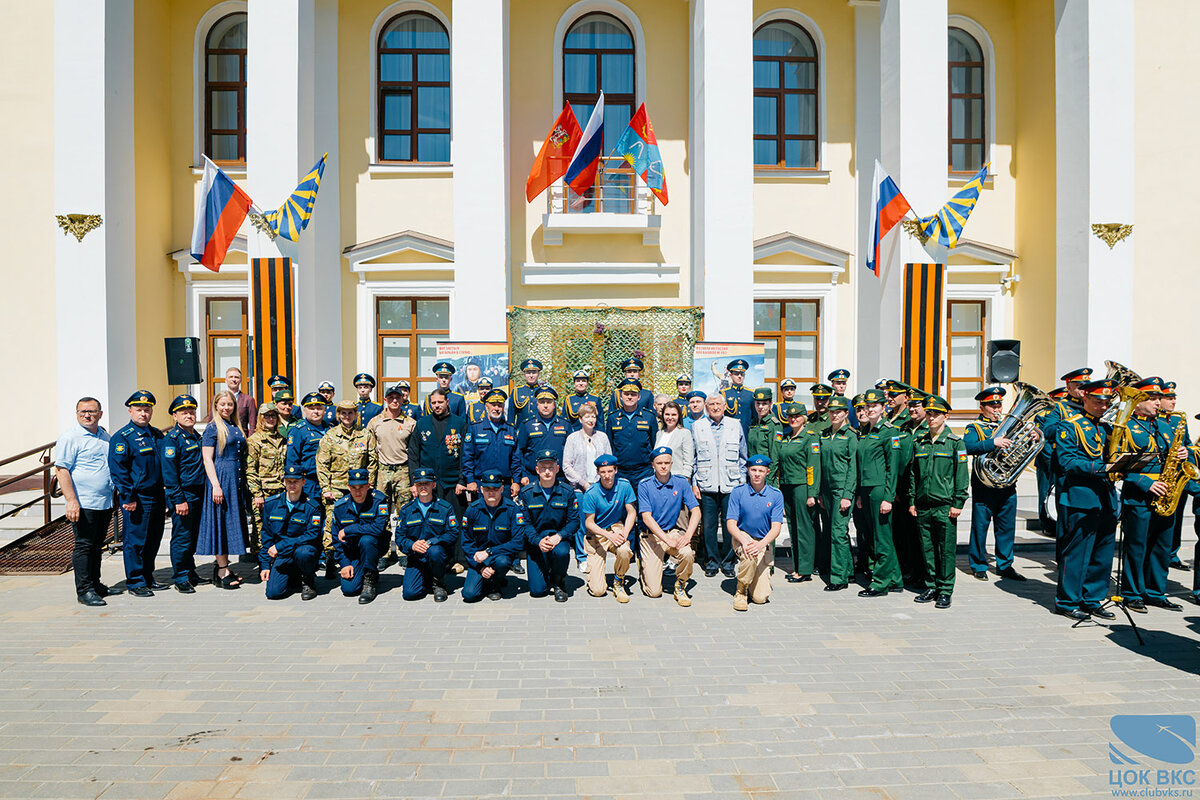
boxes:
[692,342,766,397]
[434,342,510,405]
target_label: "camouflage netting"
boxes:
[507,307,704,401]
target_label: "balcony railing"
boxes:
[546,157,658,216]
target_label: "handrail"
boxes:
[0,442,57,526]
[545,156,657,216]
[0,441,55,470]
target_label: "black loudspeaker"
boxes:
[165,337,202,385]
[987,339,1021,384]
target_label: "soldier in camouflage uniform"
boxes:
[316,400,378,573]
[245,403,287,555]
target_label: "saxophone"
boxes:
[1150,419,1200,517]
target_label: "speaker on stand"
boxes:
[164,337,202,387]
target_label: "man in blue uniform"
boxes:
[580,454,637,601]
[461,471,531,602]
[317,381,338,427]
[517,387,571,486]
[1157,382,1191,570]
[109,390,166,597]
[353,373,384,430]
[465,376,493,424]
[1054,379,1119,621]
[396,468,457,602]
[721,359,755,437]
[637,446,701,605]
[507,358,545,426]
[1040,368,1093,545]
[462,389,520,494]
[563,370,604,432]
[828,369,850,398]
[424,361,468,418]
[607,378,658,487]
[727,454,786,611]
[286,392,330,499]
[963,386,1027,582]
[608,357,654,415]
[520,450,579,602]
[674,374,693,407]
[259,466,324,601]
[159,394,209,593]
[331,468,390,604]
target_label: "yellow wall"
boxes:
[0,0,57,452]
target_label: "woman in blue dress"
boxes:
[198,391,249,588]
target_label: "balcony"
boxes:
[541,157,661,246]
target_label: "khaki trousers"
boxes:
[735,543,772,604]
[583,531,632,596]
[377,463,410,556]
[639,529,695,598]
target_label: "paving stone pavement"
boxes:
[0,519,1197,800]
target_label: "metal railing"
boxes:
[545,156,657,215]
[0,442,58,526]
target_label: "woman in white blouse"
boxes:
[562,403,612,571]
[655,401,694,481]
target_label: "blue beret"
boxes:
[301,392,326,406]
[168,394,197,413]
[412,467,437,483]
[433,361,455,376]
[747,454,771,468]
[618,378,642,391]
[593,454,618,468]
[727,359,749,372]
[621,357,645,371]
[284,465,304,479]
[347,468,369,486]
[535,449,559,464]
[520,358,543,371]
[317,381,336,391]
[827,369,850,381]
[478,470,505,488]
[684,390,706,401]
[536,386,558,401]
[651,446,673,459]
[125,390,156,407]
[353,373,376,387]
[268,374,291,388]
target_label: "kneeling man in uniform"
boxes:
[259,466,324,600]
[331,468,390,603]
[727,455,785,611]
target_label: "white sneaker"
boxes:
[578,560,590,574]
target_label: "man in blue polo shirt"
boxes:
[727,454,786,611]
[580,454,637,601]
[56,396,120,607]
[637,446,700,606]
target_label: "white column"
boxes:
[853,1,882,383]
[247,0,341,391]
[878,0,947,379]
[451,0,509,340]
[1054,0,1134,374]
[690,0,755,342]
[54,0,136,423]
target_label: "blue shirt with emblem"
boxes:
[606,408,658,482]
[580,477,636,529]
[331,488,390,565]
[109,422,165,503]
[159,424,205,505]
[285,419,326,479]
[462,417,520,485]
[460,496,530,566]
[516,413,572,480]
[395,496,458,553]
[727,482,786,540]
[518,481,579,545]
[636,473,699,531]
[55,424,113,510]
[259,491,325,570]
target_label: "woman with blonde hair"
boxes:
[197,390,250,588]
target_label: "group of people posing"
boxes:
[52,356,1198,618]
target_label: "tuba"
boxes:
[1101,360,1141,424]
[972,382,1054,489]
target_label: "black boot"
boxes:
[300,578,318,601]
[359,571,377,604]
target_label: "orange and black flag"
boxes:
[901,263,945,396]
[250,258,295,403]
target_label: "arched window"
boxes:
[377,12,451,163]
[949,27,985,173]
[205,13,247,163]
[753,21,818,169]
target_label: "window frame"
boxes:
[204,12,248,165]
[752,19,820,171]
[948,26,985,175]
[205,296,250,402]
[374,296,451,404]
[753,299,822,390]
[376,10,452,165]
[945,299,987,412]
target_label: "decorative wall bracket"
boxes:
[248,213,278,241]
[1091,223,1133,249]
[901,219,931,245]
[55,214,103,243]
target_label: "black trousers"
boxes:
[72,508,113,596]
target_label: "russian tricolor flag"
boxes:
[190,156,254,272]
[867,160,912,277]
[564,92,605,203]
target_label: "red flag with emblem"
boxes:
[526,104,583,202]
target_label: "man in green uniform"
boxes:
[808,384,833,435]
[818,396,857,591]
[776,402,821,583]
[894,388,930,586]
[908,394,968,609]
[855,388,903,597]
[747,387,780,486]
[316,400,379,575]
[885,380,912,427]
